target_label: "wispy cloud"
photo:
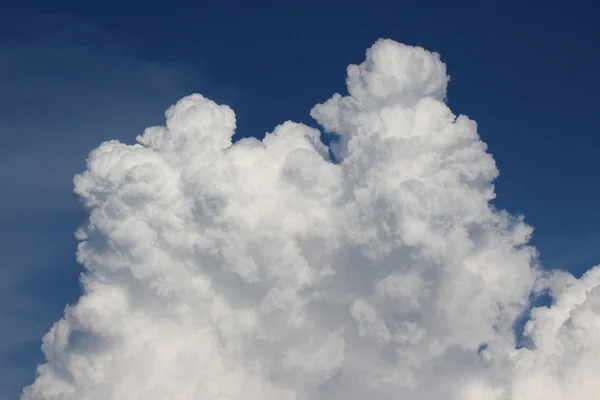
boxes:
[0,13,212,398]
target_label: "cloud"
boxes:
[22,39,599,399]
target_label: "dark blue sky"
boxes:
[1,0,598,397]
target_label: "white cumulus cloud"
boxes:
[22,39,600,400]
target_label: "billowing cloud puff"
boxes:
[22,39,600,399]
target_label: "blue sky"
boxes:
[1,1,598,397]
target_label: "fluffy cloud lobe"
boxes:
[23,40,600,400]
